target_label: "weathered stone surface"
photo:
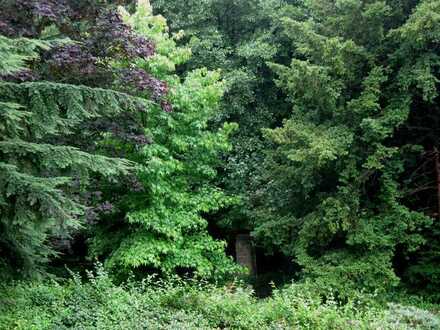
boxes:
[235,234,256,276]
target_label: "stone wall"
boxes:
[235,233,256,276]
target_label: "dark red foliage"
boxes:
[1,0,165,102]
[120,68,173,112]
[121,68,168,100]
[48,44,98,75]
[88,10,155,60]
[2,0,171,151]
[85,201,114,224]
[161,100,173,113]
[0,0,71,37]
[30,0,71,20]
[0,69,38,82]
[0,20,17,36]
[84,116,152,148]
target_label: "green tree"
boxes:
[0,35,143,278]
[151,0,295,235]
[89,1,240,280]
[253,0,440,297]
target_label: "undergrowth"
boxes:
[0,267,439,329]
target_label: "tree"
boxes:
[88,1,240,280]
[0,1,158,278]
[0,36,144,278]
[252,0,439,297]
[151,0,295,235]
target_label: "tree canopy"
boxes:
[1,0,440,305]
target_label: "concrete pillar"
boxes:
[235,233,256,276]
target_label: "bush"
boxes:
[385,304,440,330]
[0,270,208,330]
[1,268,439,329]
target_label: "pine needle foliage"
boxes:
[0,35,148,279]
[0,35,51,76]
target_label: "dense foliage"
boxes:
[0,0,239,282]
[1,0,440,328]
[256,0,440,298]
[1,267,439,329]
[87,1,239,280]
[0,10,150,278]
[153,0,440,299]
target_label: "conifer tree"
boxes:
[0,2,157,278]
[252,0,439,296]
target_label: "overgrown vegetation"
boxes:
[152,0,440,299]
[1,0,440,328]
[1,267,439,329]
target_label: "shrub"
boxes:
[1,268,439,329]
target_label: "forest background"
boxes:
[1,0,440,328]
